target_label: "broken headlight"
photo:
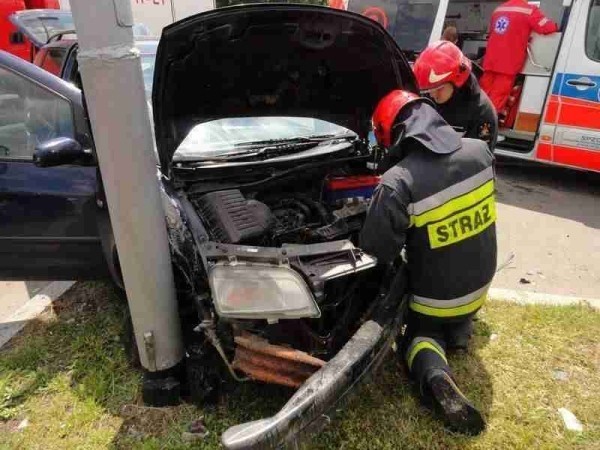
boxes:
[208,263,321,320]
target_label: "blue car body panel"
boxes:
[0,50,107,280]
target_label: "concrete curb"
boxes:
[0,281,75,349]
[488,288,600,310]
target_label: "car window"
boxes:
[41,47,67,77]
[141,53,156,100]
[0,66,74,161]
[585,0,600,62]
[67,44,157,99]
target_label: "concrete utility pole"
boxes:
[69,0,184,405]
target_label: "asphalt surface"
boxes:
[0,281,49,323]
[494,161,600,298]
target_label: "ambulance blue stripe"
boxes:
[552,72,600,103]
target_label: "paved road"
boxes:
[0,281,50,323]
[494,162,600,298]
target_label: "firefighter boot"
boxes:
[423,368,485,435]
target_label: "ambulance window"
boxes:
[586,0,600,61]
[343,0,440,53]
[392,0,440,53]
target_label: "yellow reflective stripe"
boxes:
[427,195,496,249]
[407,341,447,369]
[410,292,487,318]
[412,180,495,228]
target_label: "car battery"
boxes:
[323,175,381,205]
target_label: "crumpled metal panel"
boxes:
[232,333,326,388]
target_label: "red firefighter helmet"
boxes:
[413,40,472,92]
[372,90,424,148]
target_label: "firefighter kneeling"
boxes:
[360,90,497,435]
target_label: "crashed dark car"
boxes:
[0,4,417,448]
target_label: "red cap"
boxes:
[413,40,472,92]
[371,90,424,148]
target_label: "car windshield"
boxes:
[173,117,355,161]
[20,14,75,44]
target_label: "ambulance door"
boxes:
[502,0,564,148]
[429,0,449,45]
[545,0,600,171]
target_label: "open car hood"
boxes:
[152,4,416,173]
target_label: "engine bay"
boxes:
[191,173,380,248]
[185,167,384,369]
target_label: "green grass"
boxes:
[1,281,598,449]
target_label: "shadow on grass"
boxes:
[1,282,496,450]
[306,317,495,450]
[0,280,295,449]
[108,377,297,449]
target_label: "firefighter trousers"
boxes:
[402,312,474,390]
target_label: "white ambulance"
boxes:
[332,0,600,172]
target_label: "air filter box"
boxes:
[195,190,272,244]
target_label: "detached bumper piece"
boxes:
[221,285,404,450]
[233,333,326,388]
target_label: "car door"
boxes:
[0,51,108,280]
[543,0,600,171]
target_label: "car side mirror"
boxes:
[33,137,91,167]
[9,31,25,45]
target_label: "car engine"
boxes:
[191,174,381,247]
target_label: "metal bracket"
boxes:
[143,331,157,371]
[526,46,550,72]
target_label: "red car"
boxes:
[1,2,64,61]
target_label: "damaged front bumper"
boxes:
[221,273,406,450]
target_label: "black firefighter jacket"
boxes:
[360,102,497,319]
[437,74,498,151]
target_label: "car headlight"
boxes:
[208,263,321,320]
